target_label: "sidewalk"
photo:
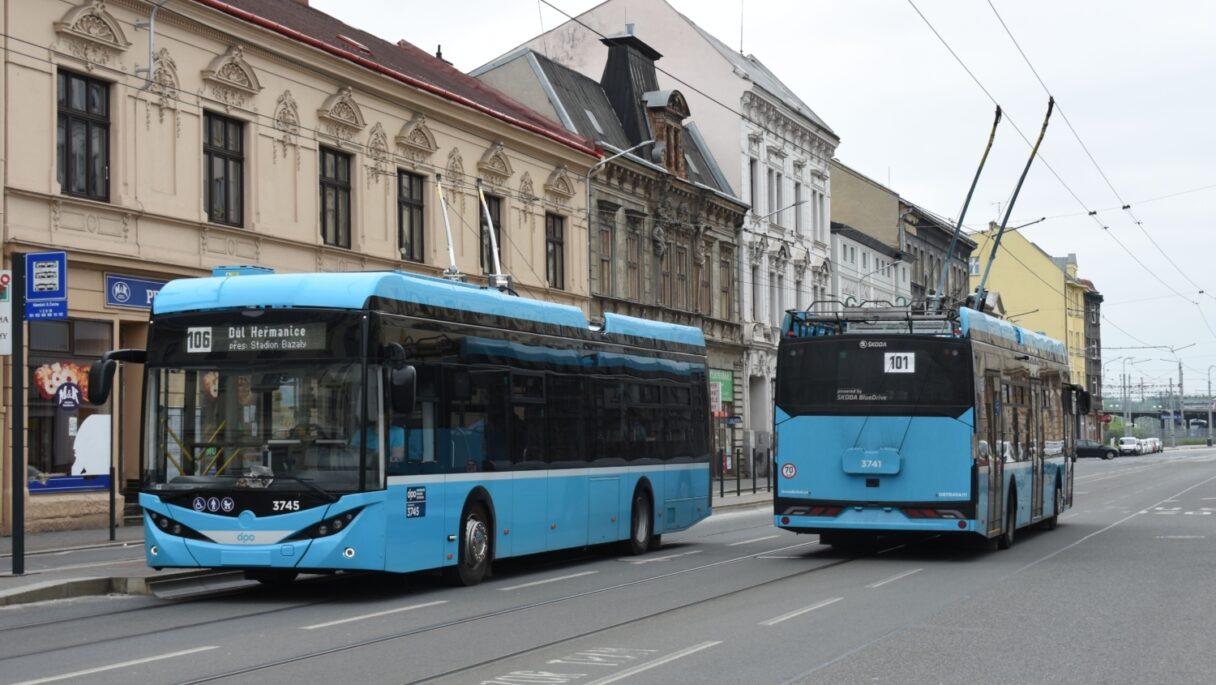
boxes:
[0,482,771,607]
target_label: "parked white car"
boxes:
[1118,437,1142,455]
[1146,437,1162,453]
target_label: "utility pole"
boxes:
[1207,367,1212,447]
[1122,372,1128,441]
[1168,378,1176,447]
[1179,360,1185,443]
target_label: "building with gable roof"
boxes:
[473,31,749,462]
[0,0,599,533]
[493,0,839,462]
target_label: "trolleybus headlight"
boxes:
[146,511,208,541]
[284,507,364,541]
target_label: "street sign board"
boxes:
[24,252,67,321]
[104,273,167,310]
[0,270,11,355]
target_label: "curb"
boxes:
[0,569,225,607]
[0,538,143,560]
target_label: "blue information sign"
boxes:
[24,251,67,321]
[104,273,167,310]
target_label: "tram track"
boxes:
[171,533,995,685]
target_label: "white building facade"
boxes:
[510,0,839,461]
[829,222,911,309]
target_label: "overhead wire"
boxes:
[985,0,1208,295]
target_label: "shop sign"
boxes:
[105,273,168,310]
[709,369,734,403]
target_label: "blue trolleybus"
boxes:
[89,268,712,584]
[773,305,1079,549]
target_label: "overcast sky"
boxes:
[314,0,1215,399]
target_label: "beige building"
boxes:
[1,0,597,533]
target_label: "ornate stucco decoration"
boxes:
[272,90,301,167]
[395,114,438,162]
[316,86,365,145]
[772,243,792,271]
[365,122,390,186]
[54,1,130,71]
[201,46,262,112]
[544,166,576,205]
[519,172,536,204]
[477,143,514,187]
[794,256,809,280]
[147,48,179,131]
[748,237,768,263]
[444,148,466,212]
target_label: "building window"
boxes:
[748,158,758,207]
[598,212,614,296]
[767,169,783,225]
[673,245,688,310]
[770,272,780,323]
[546,213,565,289]
[626,216,642,301]
[398,171,425,262]
[319,147,352,248]
[751,266,760,319]
[794,182,803,235]
[57,70,109,202]
[658,246,673,306]
[697,247,711,315]
[720,252,734,320]
[969,255,980,276]
[203,111,244,227]
[28,319,112,485]
[479,193,503,273]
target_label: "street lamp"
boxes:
[854,254,904,305]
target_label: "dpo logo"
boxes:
[236,532,256,543]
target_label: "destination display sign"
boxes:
[185,323,327,353]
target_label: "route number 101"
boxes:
[884,352,915,374]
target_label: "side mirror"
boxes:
[88,359,118,405]
[390,365,416,416]
[86,348,147,405]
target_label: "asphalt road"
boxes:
[3,449,1215,685]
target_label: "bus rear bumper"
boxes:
[774,511,978,535]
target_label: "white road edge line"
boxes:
[10,646,218,685]
[866,568,923,588]
[498,571,598,591]
[728,534,782,546]
[300,600,447,630]
[760,597,844,626]
[583,641,723,685]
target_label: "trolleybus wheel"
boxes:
[1043,486,1062,531]
[623,490,653,555]
[998,494,1016,550]
[452,503,491,586]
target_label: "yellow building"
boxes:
[1,0,598,533]
[968,226,1087,392]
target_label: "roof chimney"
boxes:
[600,30,662,145]
[435,44,451,65]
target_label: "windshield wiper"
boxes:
[270,474,338,503]
[191,472,338,503]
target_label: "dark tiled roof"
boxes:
[195,0,598,157]
[530,52,632,150]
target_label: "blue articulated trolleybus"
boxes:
[773,305,1079,549]
[89,268,712,585]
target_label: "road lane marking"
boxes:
[10,646,217,685]
[728,534,781,546]
[582,641,722,685]
[499,571,598,591]
[300,600,447,630]
[620,550,703,565]
[866,568,923,588]
[758,555,803,559]
[1156,535,1205,539]
[760,597,844,626]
